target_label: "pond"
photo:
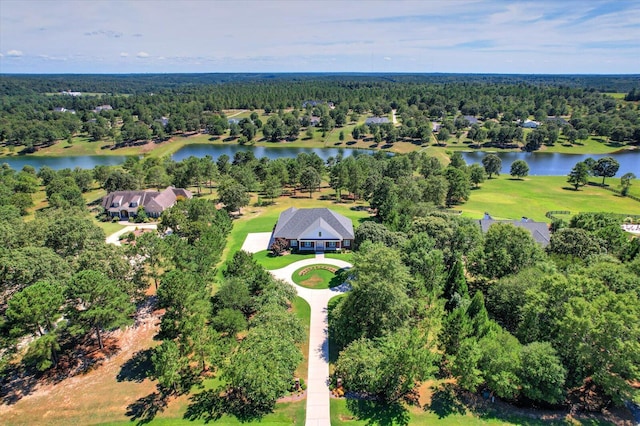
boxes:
[0,154,131,171]
[171,144,373,162]
[460,150,640,176]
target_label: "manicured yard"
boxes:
[253,250,316,269]
[292,264,340,289]
[292,296,311,382]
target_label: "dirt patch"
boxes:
[0,299,163,425]
[300,275,326,287]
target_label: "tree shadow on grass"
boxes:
[126,390,169,425]
[346,398,410,426]
[425,384,467,419]
[117,348,154,383]
[184,389,273,423]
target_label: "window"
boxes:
[302,241,313,248]
[290,240,298,247]
[344,240,350,247]
[327,241,336,248]
[319,231,322,237]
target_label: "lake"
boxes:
[171,144,374,162]
[460,150,640,176]
[1,144,638,176]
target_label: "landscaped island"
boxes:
[0,74,639,425]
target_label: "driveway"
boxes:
[241,232,273,253]
[105,224,157,246]
[270,254,352,426]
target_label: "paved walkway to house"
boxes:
[270,255,352,426]
[240,232,273,253]
[105,224,157,246]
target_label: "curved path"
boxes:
[270,254,352,426]
[105,223,158,245]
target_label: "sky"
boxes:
[1,0,639,74]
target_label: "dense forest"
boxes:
[1,74,639,153]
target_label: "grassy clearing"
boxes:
[460,175,640,222]
[325,252,354,263]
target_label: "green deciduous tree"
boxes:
[217,178,250,214]
[510,159,529,179]
[592,156,620,186]
[519,342,567,404]
[482,154,502,178]
[567,161,590,190]
[470,223,544,280]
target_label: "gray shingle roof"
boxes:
[478,216,550,246]
[273,207,354,240]
[365,117,390,125]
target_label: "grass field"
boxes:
[460,175,640,222]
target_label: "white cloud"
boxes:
[7,49,23,57]
[136,51,149,58]
[120,52,129,57]
[383,56,392,61]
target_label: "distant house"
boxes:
[60,90,82,96]
[309,116,321,127]
[522,119,540,129]
[228,118,240,125]
[365,117,390,126]
[102,187,192,219]
[157,116,169,127]
[93,105,113,113]
[432,122,442,132]
[53,107,75,114]
[478,213,550,246]
[272,207,354,252]
[463,115,480,125]
[546,116,569,126]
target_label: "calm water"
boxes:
[171,144,373,162]
[0,155,130,171]
[1,144,638,176]
[460,150,640,176]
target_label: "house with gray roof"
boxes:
[478,213,550,246]
[102,187,192,219]
[365,117,390,125]
[272,207,354,252]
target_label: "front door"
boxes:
[316,241,324,251]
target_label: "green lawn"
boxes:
[99,400,305,426]
[253,250,316,269]
[292,264,339,289]
[292,296,311,382]
[330,398,608,426]
[460,175,640,222]
[325,252,354,264]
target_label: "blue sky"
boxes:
[1,0,638,74]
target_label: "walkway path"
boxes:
[270,255,352,426]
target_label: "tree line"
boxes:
[1,75,638,152]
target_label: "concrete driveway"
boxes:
[270,254,352,426]
[241,232,273,253]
